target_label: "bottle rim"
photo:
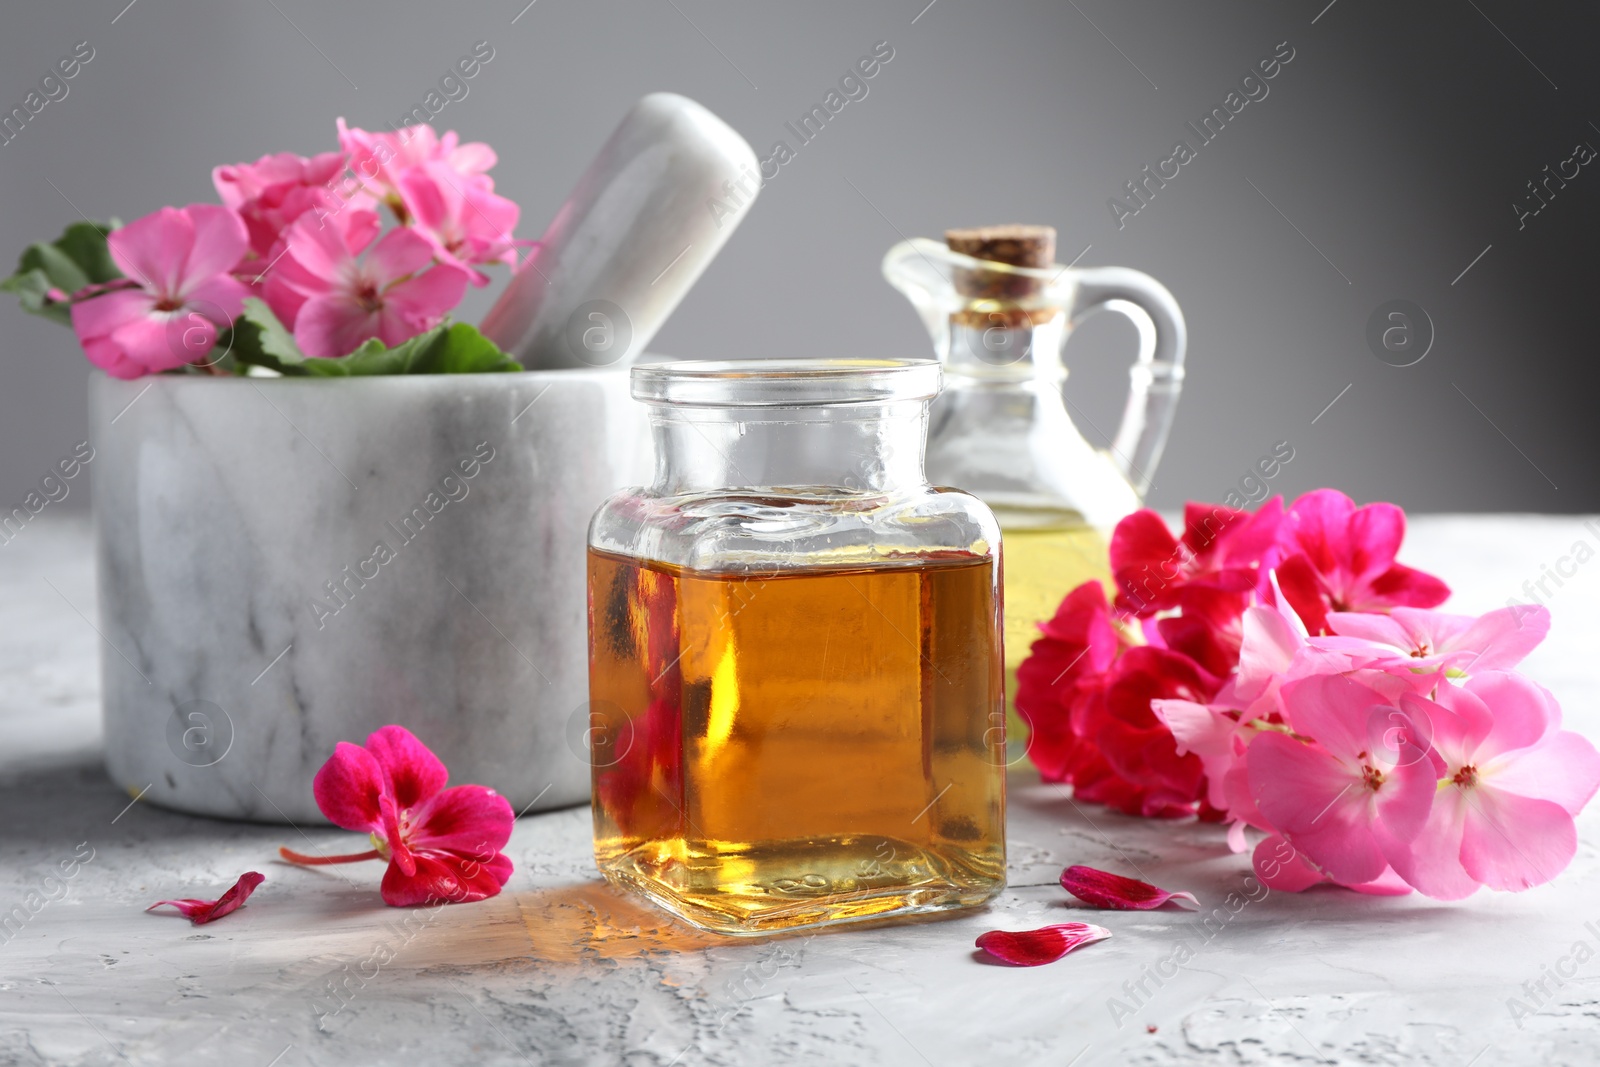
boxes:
[631,359,942,407]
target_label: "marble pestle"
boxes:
[480,93,760,369]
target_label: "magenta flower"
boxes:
[280,725,514,907]
[69,204,250,379]
[264,210,469,357]
[1315,604,1550,678]
[1247,674,1438,886]
[148,871,265,924]
[397,161,522,281]
[336,118,497,206]
[213,150,365,259]
[1387,674,1600,899]
[1275,489,1450,635]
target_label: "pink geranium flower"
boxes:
[1314,604,1549,678]
[397,161,522,280]
[281,725,514,907]
[1388,674,1600,899]
[263,209,469,357]
[336,118,497,205]
[69,204,251,379]
[1247,674,1437,886]
[1275,489,1450,635]
[213,150,367,259]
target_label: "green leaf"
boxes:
[224,297,311,374]
[300,323,522,376]
[1,218,122,325]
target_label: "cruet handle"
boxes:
[1064,267,1187,499]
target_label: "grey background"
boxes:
[2,0,1596,514]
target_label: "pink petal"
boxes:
[147,872,265,924]
[293,293,383,358]
[1346,501,1405,581]
[185,274,252,324]
[71,288,156,340]
[364,225,439,284]
[108,206,193,297]
[1459,787,1577,892]
[1364,564,1451,610]
[81,336,147,379]
[364,725,449,811]
[380,263,469,330]
[1459,671,1559,761]
[1252,835,1326,892]
[1278,674,1387,762]
[1488,730,1600,815]
[379,849,513,907]
[975,923,1111,966]
[407,784,514,855]
[107,313,194,375]
[1248,732,1390,886]
[1058,865,1199,910]
[177,204,250,286]
[1324,610,1416,650]
[311,741,388,833]
[1387,788,1479,900]
[1451,604,1549,672]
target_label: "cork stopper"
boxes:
[945,224,1058,328]
[944,225,1056,272]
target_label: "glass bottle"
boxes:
[586,359,1006,935]
[883,228,1187,736]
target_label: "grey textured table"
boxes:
[3,514,1598,1066]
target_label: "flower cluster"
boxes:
[29,119,521,378]
[1016,489,1600,898]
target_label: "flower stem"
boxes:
[278,846,383,866]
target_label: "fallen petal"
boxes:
[975,923,1111,966]
[1059,865,1200,910]
[147,871,265,925]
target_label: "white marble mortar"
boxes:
[88,369,651,823]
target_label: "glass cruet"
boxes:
[882,226,1187,729]
[585,358,1007,935]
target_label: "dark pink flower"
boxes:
[148,871,265,924]
[1110,500,1283,618]
[975,922,1111,966]
[280,725,514,907]
[1059,865,1198,910]
[1275,489,1450,635]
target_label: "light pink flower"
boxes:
[70,204,250,379]
[1388,673,1600,899]
[1247,673,1437,886]
[1275,489,1450,635]
[336,118,497,204]
[264,210,469,358]
[1314,604,1549,678]
[397,161,522,280]
[213,150,366,258]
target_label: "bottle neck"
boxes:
[648,401,931,495]
[942,310,1067,383]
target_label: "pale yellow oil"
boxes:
[996,520,1113,743]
